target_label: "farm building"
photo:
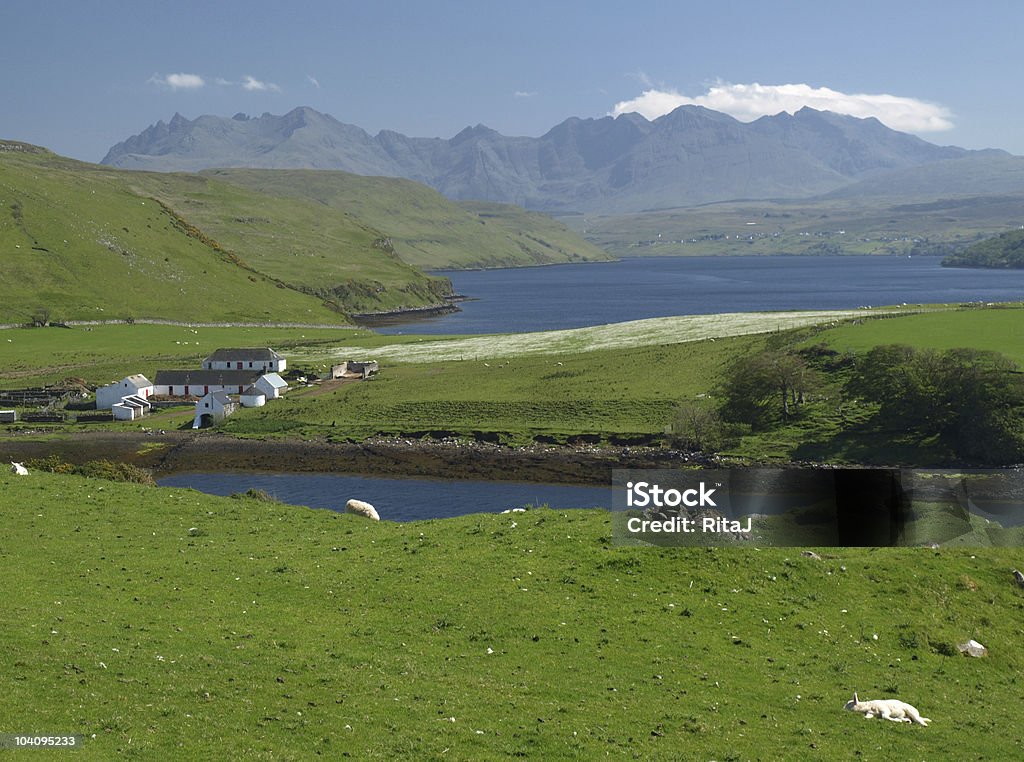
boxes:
[153,370,262,398]
[202,348,286,373]
[96,374,154,410]
[239,386,266,408]
[331,361,379,379]
[0,410,16,423]
[193,391,238,428]
[254,372,288,400]
[111,395,151,421]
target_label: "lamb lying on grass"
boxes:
[345,499,380,521]
[844,692,930,726]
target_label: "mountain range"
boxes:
[102,106,1015,214]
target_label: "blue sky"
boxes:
[3,1,1022,161]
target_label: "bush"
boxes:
[26,456,155,485]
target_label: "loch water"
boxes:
[370,255,1024,334]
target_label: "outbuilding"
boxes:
[239,385,266,408]
[254,372,289,400]
[193,390,238,428]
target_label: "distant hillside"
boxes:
[0,143,451,324]
[196,169,611,270]
[102,106,1009,214]
[943,228,1024,268]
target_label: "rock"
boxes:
[957,639,988,657]
[801,550,822,561]
[1013,569,1024,589]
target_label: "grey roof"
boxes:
[155,369,262,386]
[240,385,264,397]
[210,391,234,405]
[203,347,282,362]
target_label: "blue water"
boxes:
[370,256,1024,334]
[157,471,610,522]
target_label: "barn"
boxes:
[193,391,238,428]
[153,370,262,398]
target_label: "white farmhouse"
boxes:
[202,348,286,373]
[96,374,154,410]
[193,390,238,428]
[254,372,289,400]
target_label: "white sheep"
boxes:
[345,498,380,521]
[843,692,930,726]
[10,462,28,476]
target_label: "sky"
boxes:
[3,1,1023,162]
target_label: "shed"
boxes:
[239,385,266,408]
[192,390,238,428]
[332,361,379,379]
[0,410,17,423]
[255,372,289,400]
[111,394,150,421]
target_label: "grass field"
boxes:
[807,306,1024,366]
[2,304,1020,462]
[1,471,1022,759]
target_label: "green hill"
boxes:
[943,227,1024,268]
[196,168,612,269]
[1,141,608,325]
[2,471,1022,758]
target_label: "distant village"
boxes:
[92,348,377,428]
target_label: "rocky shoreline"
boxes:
[0,430,714,486]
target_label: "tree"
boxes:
[669,399,731,452]
[847,345,1024,464]
[720,349,816,428]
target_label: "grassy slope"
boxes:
[0,324,379,389]
[197,168,612,270]
[577,194,1024,258]
[2,472,1022,759]
[0,145,347,324]
[809,307,1024,367]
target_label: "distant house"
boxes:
[153,370,262,398]
[202,348,286,374]
[193,390,238,428]
[96,374,154,410]
[331,361,379,379]
[239,386,266,408]
[254,372,288,400]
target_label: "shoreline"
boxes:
[0,430,714,486]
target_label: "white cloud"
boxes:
[307,75,321,89]
[514,90,536,98]
[149,72,205,90]
[611,82,954,133]
[242,75,281,93]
